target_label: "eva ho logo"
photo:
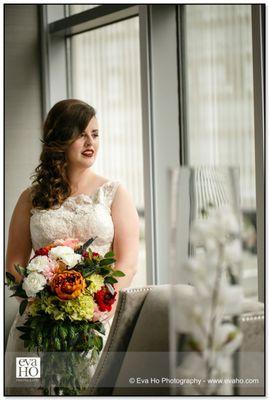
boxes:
[16,357,41,379]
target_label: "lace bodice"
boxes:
[30,181,120,255]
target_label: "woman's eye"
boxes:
[93,133,99,138]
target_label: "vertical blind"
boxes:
[184,5,256,211]
[70,17,144,211]
[70,17,146,287]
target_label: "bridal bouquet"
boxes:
[6,237,125,395]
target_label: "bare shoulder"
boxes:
[16,187,33,210]
[111,184,139,240]
[19,187,32,203]
[112,184,138,214]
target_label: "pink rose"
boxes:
[42,258,59,283]
[53,238,81,250]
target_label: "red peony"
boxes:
[94,286,117,312]
[30,244,55,261]
[34,247,50,257]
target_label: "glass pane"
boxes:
[183,5,257,299]
[70,17,146,287]
[69,5,99,16]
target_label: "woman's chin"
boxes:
[85,158,95,168]
[72,159,95,169]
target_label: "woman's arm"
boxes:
[108,184,140,317]
[6,188,33,285]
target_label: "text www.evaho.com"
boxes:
[207,378,260,385]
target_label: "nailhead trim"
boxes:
[123,286,154,294]
[241,314,264,322]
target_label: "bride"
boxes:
[5,99,140,394]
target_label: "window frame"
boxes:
[40,4,264,299]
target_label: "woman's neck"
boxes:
[67,168,95,193]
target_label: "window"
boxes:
[70,17,146,287]
[43,4,263,295]
[183,5,258,298]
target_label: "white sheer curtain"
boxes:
[184,5,257,299]
[185,5,255,211]
[70,17,146,287]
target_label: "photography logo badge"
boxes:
[16,357,41,379]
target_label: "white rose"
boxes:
[22,272,47,298]
[27,255,49,273]
[48,246,82,268]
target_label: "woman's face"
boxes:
[66,116,99,169]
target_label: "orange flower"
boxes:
[51,270,86,300]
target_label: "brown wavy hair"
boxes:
[30,99,96,210]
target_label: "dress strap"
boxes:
[102,181,121,209]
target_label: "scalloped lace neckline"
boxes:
[67,180,111,201]
[30,180,111,214]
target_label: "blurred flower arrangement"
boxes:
[6,237,125,395]
[177,205,244,395]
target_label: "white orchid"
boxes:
[190,205,240,247]
[178,205,243,395]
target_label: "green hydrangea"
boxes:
[86,273,104,294]
[61,294,95,321]
[28,300,41,317]
[27,293,95,322]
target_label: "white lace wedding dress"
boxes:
[5,180,120,395]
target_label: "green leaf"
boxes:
[9,285,19,291]
[19,333,30,341]
[37,332,43,346]
[30,318,40,328]
[93,334,103,351]
[19,299,28,316]
[104,276,117,285]
[10,286,28,299]
[112,270,125,277]
[87,335,95,348]
[6,272,16,286]
[85,259,95,268]
[54,337,61,351]
[52,325,59,337]
[99,258,116,266]
[58,325,68,340]
[94,322,105,335]
[91,348,99,363]
[14,264,26,277]
[16,326,30,333]
[82,269,94,278]
[104,251,115,258]
[98,267,112,276]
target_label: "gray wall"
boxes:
[5,5,42,344]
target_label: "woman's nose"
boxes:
[85,134,92,144]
